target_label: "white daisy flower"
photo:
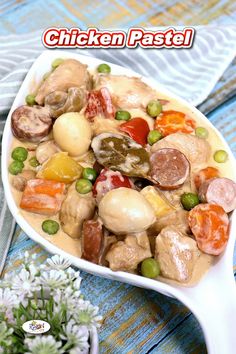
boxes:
[27,264,38,277]
[24,335,63,354]
[0,288,19,322]
[53,288,80,317]
[73,276,82,290]
[73,299,102,328]
[61,320,89,354]
[24,251,30,260]
[0,322,13,347]
[39,270,69,289]
[46,255,71,270]
[11,268,40,298]
[66,267,81,283]
[24,251,37,261]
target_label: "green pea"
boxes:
[11,147,28,162]
[115,110,131,121]
[214,150,228,163]
[97,63,111,74]
[147,100,162,117]
[52,58,64,69]
[42,220,59,235]
[75,178,93,194]
[195,127,209,139]
[141,258,160,279]
[29,156,40,168]
[8,161,24,175]
[82,167,97,183]
[181,193,199,211]
[147,130,162,145]
[25,94,36,106]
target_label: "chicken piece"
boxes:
[101,234,118,266]
[94,74,158,109]
[59,182,96,238]
[35,59,91,105]
[91,116,121,135]
[155,226,201,282]
[150,209,191,235]
[105,231,152,271]
[11,170,36,192]
[151,133,211,165]
[36,140,60,164]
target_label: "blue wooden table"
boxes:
[1,1,236,353]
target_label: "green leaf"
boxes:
[91,133,150,177]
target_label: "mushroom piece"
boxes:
[11,170,36,192]
[45,87,87,118]
[155,226,201,283]
[36,140,60,165]
[35,59,92,105]
[105,231,152,271]
[59,182,96,238]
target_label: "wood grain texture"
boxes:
[0,0,236,35]
[1,1,236,353]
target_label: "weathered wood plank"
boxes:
[0,0,236,34]
[148,314,207,354]
[1,2,236,354]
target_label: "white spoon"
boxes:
[2,51,236,354]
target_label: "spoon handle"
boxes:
[177,271,236,354]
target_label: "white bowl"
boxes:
[2,51,236,354]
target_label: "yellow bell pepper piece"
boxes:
[37,152,83,183]
[141,186,174,218]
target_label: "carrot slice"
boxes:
[194,167,220,190]
[155,110,196,136]
[20,179,66,215]
[188,203,229,256]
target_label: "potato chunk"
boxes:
[37,152,82,183]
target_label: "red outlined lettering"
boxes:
[42,27,195,49]
[42,27,127,48]
[126,27,195,49]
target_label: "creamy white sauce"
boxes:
[8,71,235,286]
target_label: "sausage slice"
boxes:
[150,148,190,190]
[199,177,236,213]
[81,220,104,264]
[11,105,52,143]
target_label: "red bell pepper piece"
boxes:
[85,88,115,121]
[99,87,114,119]
[119,117,150,146]
[93,168,133,199]
[85,91,102,120]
